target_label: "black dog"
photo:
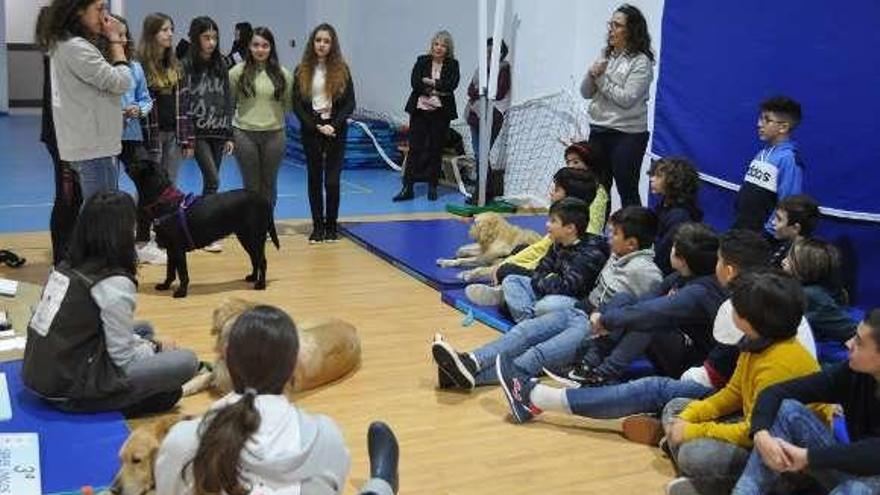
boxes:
[126,161,279,298]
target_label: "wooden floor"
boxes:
[0,216,674,494]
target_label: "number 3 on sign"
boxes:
[0,433,41,495]
[14,463,37,479]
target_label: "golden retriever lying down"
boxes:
[106,300,361,495]
[436,212,542,282]
[182,298,362,397]
[108,415,182,495]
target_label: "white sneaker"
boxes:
[137,241,167,265]
[203,241,223,253]
[465,284,503,306]
[665,477,699,495]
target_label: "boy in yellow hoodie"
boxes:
[662,271,833,495]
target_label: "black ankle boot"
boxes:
[368,421,399,493]
[324,221,339,243]
[392,184,414,202]
[427,184,438,201]
[309,220,324,244]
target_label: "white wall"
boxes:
[0,0,7,112]
[5,0,49,43]
[300,0,489,123]
[123,0,306,67]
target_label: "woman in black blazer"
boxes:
[394,30,460,201]
[292,23,356,243]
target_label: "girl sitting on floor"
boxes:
[22,191,198,416]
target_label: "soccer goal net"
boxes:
[489,90,591,208]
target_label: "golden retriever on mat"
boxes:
[436,212,542,282]
[182,298,361,397]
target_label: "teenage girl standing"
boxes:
[292,23,355,243]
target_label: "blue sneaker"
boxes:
[495,354,541,423]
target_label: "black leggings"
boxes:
[118,141,152,243]
[47,144,81,265]
[303,125,346,225]
[588,127,650,209]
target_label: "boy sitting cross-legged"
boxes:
[569,223,727,386]
[660,271,833,495]
[432,206,661,390]
[732,309,880,495]
[466,197,609,323]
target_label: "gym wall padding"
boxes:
[652,0,880,306]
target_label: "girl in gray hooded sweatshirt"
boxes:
[156,305,351,495]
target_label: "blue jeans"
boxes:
[71,157,118,204]
[733,400,880,495]
[501,274,578,322]
[472,308,589,385]
[662,398,750,493]
[565,376,714,419]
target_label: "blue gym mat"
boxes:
[340,215,548,290]
[0,360,127,494]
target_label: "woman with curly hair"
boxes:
[581,4,654,208]
[394,30,460,202]
[292,23,355,244]
[36,0,131,205]
[138,12,195,185]
[229,27,293,208]
[648,157,703,274]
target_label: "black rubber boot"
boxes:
[368,421,399,494]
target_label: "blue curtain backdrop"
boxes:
[652,0,880,306]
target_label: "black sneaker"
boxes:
[496,353,540,423]
[437,367,456,389]
[309,224,324,244]
[324,223,339,243]
[580,369,619,388]
[431,336,478,389]
[567,362,593,383]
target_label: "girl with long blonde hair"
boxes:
[138,12,194,185]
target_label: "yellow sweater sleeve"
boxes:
[503,235,552,270]
[682,339,827,448]
[587,186,609,235]
[680,354,745,425]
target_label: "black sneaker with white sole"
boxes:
[431,339,478,389]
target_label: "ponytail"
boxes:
[190,389,261,495]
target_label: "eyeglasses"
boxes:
[759,115,787,125]
[607,20,626,29]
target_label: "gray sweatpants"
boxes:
[233,128,286,207]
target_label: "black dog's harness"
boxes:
[146,187,201,250]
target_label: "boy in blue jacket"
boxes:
[572,223,727,385]
[733,96,804,236]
